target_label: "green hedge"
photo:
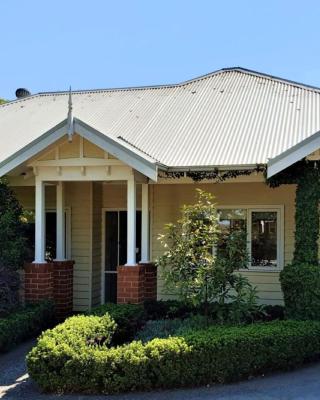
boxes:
[27,319,320,394]
[0,300,55,352]
[280,263,320,320]
[89,303,145,344]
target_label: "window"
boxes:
[22,209,70,261]
[250,211,277,266]
[217,209,246,255]
[217,206,283,270]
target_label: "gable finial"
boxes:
[67,86,74,142]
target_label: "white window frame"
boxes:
[217,205,284,272]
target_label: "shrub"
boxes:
[135,315,210,342]
[157,190,257,320]
[0,300,54,352]
[144,299,196,320]
[143,299,280,324]
[280,263,320,320]
[27,320,320,394]
[0,267,20,316]
[89,303,145,344]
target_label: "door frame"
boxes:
[101,207,141,305]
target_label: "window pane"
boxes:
[251,211,277,267]
[217,209,246,255]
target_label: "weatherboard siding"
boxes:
[91,182,102,308]
[66,182,91,311]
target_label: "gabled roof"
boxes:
[1,67,320,173]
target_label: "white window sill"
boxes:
[239,266,282,273]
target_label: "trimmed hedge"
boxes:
[0,300,55,352]
[27,319,320,394]
[89,303,145,344]
[280,263,320,320]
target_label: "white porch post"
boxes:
[126,176,136,265]
[34,177,46,263]
[56,181,65,260]
[140,183,150,263]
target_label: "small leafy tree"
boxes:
[157,189,256,321]
[0,178,27,315]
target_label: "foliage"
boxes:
[143,299,196,320]
[157,189,256,319]
[0,178,27,270]
[0,98,6,105]
[42,314,116,350]
[135,315,210,342]
[0,267,20,316]
[0,300,55,352]
[160,164,266,182]
[89,303,145,344]
[144,298,275,325]
[157,189,220,306]
[27,320,320,394]
[280,263,320,320]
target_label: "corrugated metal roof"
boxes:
[1,67,320,169]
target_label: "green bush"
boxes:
[135,315,210,342]
[144,299,196,320]
[27,320,320,394]
[144,299,283,323]
[89,303,145,344]
[280,263,320,320]
[0,300,54,352]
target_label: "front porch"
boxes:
[8,129,158,315]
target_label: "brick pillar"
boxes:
[52,260,74,320]
[117,265,145,304]
[140,263,157,301]
[24,262,54,303]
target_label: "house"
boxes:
[1,67,320,315]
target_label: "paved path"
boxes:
[1,340,320,399]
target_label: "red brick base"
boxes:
[52,260,74,320]
[117,263,157,304]
[140,263,157,301]
[24,260,74,320]
[24,262,54,303]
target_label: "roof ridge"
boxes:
[2,67,320,107]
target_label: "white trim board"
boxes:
[267,129,320,178]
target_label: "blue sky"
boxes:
[1,0,320,99]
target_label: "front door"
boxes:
[104,210,141,303]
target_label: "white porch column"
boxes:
[56,181,65,260]
[126,176,136,265]
[34,177,46,263]
[140,183,150,263]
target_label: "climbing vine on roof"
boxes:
[159,164,266,182]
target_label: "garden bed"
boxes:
[26,302,320,395]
